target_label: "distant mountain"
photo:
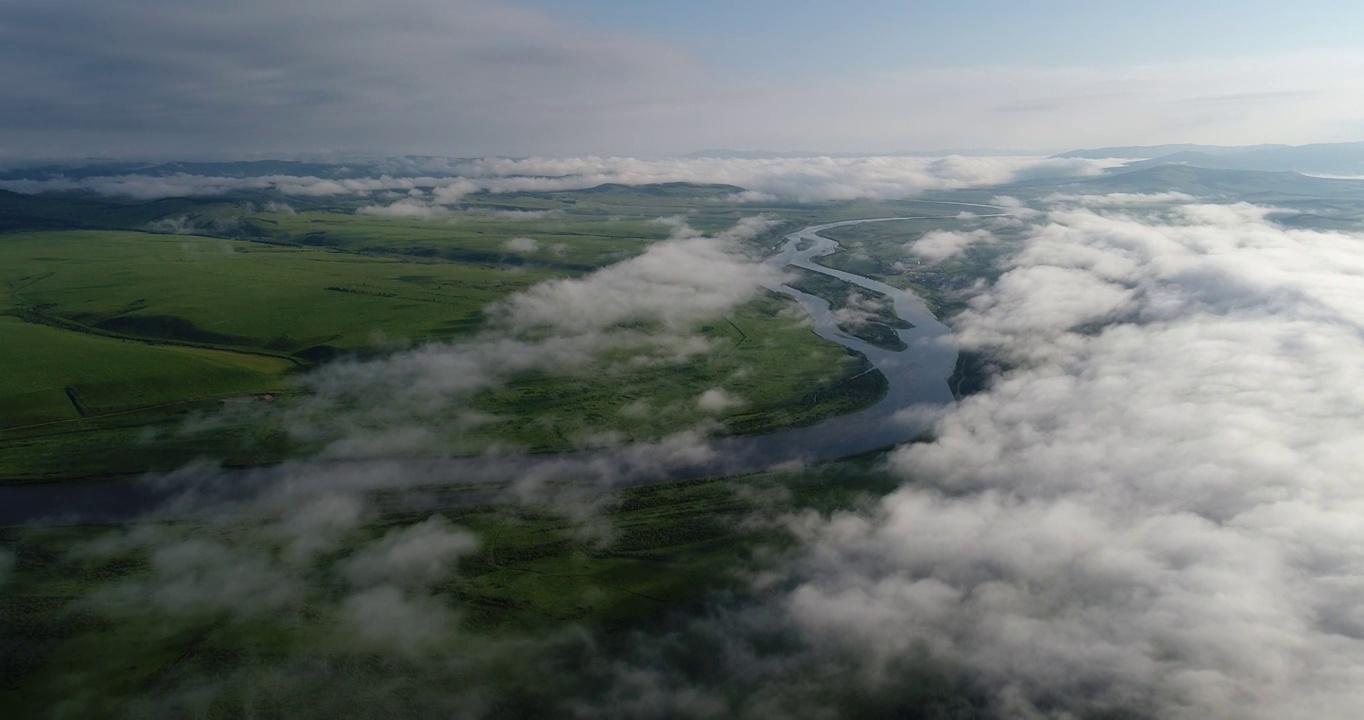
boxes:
[0,159,371,182]
[1057,141,1364,176]
[0,189,225,232]
[136,160,361,178]
[685,148,1044,159]
[0,187,343,233]
[569,182,746,196]
[1044,165,1364,199]
[1053,144,1289,160]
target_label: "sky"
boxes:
[3,0,1364,159]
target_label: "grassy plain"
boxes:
[1,229,558,357]
[0,185,902,481]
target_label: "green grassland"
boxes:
[1,229,560,358]
[244,208,665,270]
[0,316,294,428]
[0,457,903,718]
[0,186,900,481]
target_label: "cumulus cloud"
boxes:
[93,536,303,617]
[338,586,456,655]
[342,516,480,589]
[172,212,782,466]
[274,493,369,563]
[1042,191,1200,206]
[357,198,449,218]
[696,388,744,413]
[144,215,198,235]
[780,199,1364,718]
[503,236,539,252]
[497,218,784,333]
[986,195,1042,219]
[905,228,997,261]
[828,289,899,331]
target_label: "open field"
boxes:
[243,209,664,271]
[0,185,903,481]
[0,316,293,428]
[0,229,562,358]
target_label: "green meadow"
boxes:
[1,229,565,359]
[0,186,901,481]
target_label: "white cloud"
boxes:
[696,388,744,413]
[503,236,539,252]
[342,516,480,589]
[497,225,785,334]
[94,537,303,617]
[357,198,448,218]
[783,200,1364,718]
[338,586,455,655]
[906,228,996,261]
[0,154,1121,203]
[450,155,1121,202]
[1042,191,1200,206]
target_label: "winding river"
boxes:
[0,203,1003,524]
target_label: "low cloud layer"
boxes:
[500,216,783,333]
[905,228,997,261]
[782,198,1364,718]
[0,155,1121,203]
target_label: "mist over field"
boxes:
[0,154,1121,203]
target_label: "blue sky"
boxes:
[2,0,1364,158]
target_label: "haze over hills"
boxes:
[685,148,1046,159]
[6,140,1364,192]
[1052,143,1292,159]
[1004,164,1364,199]
[1056,140,1364,176]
